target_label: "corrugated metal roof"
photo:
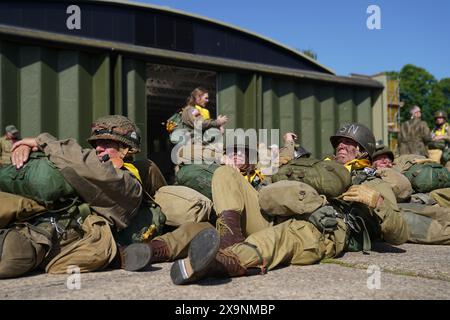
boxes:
[88,0,336,74]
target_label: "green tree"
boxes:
[429,78,450,117]
[398,64,437,126]
[302,49,318,60]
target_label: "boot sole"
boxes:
[170,228,219,285]
[122,243,152,271]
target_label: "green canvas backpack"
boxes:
[272,158,351,198]
[175,163,221,200]
[403,162,450,193]
[113,199,166,246]
[0,152,76,206]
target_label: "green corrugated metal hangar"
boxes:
[0,0,385,179]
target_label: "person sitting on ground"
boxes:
[0,115,164,278]
[169,122,409,285]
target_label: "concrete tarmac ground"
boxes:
[1,243,449,300]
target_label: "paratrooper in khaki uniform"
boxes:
[371,145,450,245]
[0,115,168,278]
[169,123,410,285]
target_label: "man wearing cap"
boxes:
[0,115,159,278]
[0,125,20,166]
[169,122,409,285]
[398,105,431,156]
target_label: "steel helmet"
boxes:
[330,122,376,158]
[434,110,447,120]
[88,115,141,154]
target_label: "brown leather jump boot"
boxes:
[118,239,171,271]
[147,239,171,264]
[216,210,245,249]
[170,228,263,285]
[117,243,152,272]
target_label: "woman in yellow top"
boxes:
[428,110,450,163]
[182,87,228,131]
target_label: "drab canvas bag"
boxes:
[113,199,166,246]
[272,158,351,198]
[403,162,450,193]
[0,152,76,206]
[175,163,220,200]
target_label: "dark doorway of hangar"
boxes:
[146,64,217,183]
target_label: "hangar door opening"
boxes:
[146,64,217,182]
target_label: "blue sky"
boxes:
[136,0,449,80]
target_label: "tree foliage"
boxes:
[302,49,318,60]
[398,64,437,125]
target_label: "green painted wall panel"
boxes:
[19,46,42,137]
[278,80,297,136]
[92,55,110,120]
[78,52,94,146]
[354,89,372,130]
[0,39,380,163]
[262,78,279,129]
[318,85,336,157]
[41,48,59,137]
[217,73,257,130]
[124,58,147,159]
[336,87,354,127]
[298,83,318,156]
[57,51,82,140]
[0,41,20,130]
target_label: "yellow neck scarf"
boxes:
[344,159,372,172]
[434,123,449,136]
[195,105,211,120]
[123,162,142,184]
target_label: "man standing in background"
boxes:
[398,106,430,156]
[0,125,20,166]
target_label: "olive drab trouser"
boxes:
[44,214,117,274]
[399,203,450,245]
[0,193,118,278]
[211,166,271,236]
[0,223,52,278]
[430,188,450,208]
[361,178,410,245]
[226,218,347,271]
[153,222,214,260]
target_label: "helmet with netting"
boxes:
[88,115,141,154]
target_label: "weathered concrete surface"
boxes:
[1,243,449,300]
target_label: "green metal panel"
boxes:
[217,73,258,130]
[92,55,111,121]
[278,80,297,135]
[19,46,43,136]
[0,40,111,148]
[318,85,336,157]
[298,83,319,156]
[336,86,354,126]
[0,41,20,131]
[41,48,59,137]
[354,89,372,131]
[262,77,279,129]
[114,54,123,115]
[123,58,147,159]
[58,51,85,141]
